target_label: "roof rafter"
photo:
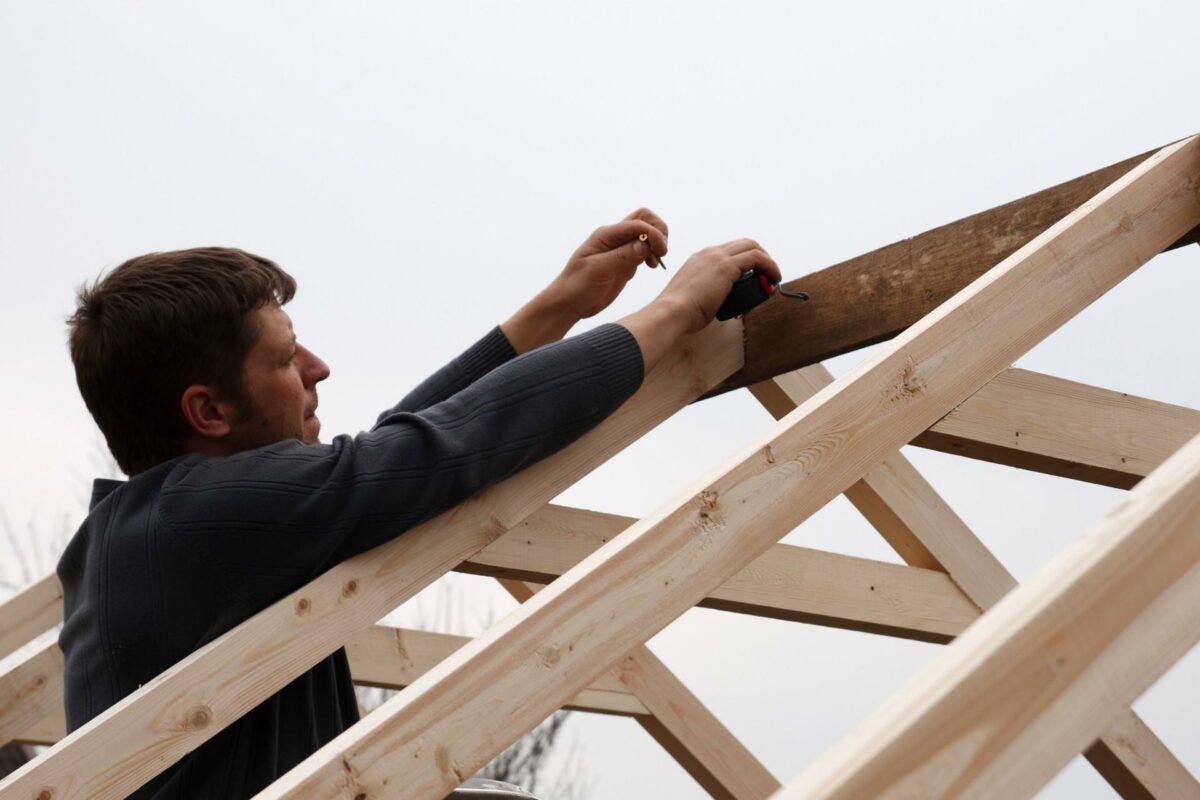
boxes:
[783,430,1200,799]
[254,133,1200,800]
[755,362,1200,797]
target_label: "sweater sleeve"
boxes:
[383,325,518,417]
[158,323,643,586]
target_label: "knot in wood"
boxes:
[185,704,213,730]
[535,644,562,668]
[435,745,464,782]
[295,597,311,615]
[482,515,508,542]
[36,791,53,800]
[342,579,359,597]
[699,490,720,518]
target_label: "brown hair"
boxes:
[68,247,296,475]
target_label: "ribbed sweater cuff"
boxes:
[464,326,520,377]
[579,323,645,404]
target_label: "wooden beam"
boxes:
[757,364,1200,798]
[463,504,979,643]
[0,321,744,800]
[709,141,1200,397]
[0,575,61,663]
[501,580,780,800]
[782,430,1200,799]
[0,643,62,748]
[914,367,1200,488]
[345,624,647,718]
[8,625,649,750]
[751,366,1008,594]
[14,711,63,748]
[254,135,1200,800]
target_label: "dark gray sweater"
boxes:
[57,323,644,799]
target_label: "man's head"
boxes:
[68,247,330,475]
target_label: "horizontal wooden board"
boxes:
[915,368,1200,488]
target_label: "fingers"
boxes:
[719,238,763,256]
[727,248,782,283]
[624,207,669,239]
[606,236,661,276]
[591,219,668,261]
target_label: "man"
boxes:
[59,208,780,798]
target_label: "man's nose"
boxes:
[298,345,331,385]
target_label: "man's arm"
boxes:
[159,234,780,596]
[388,208,671,416]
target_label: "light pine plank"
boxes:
[465,504,979,643]
[756,363,1200,798]
[13,624,648,750]
[254,131,1200,800]
[915,367,1200,488]
[345,623,647,717]
[751,365,1009,603]
[0,642,62,747]
[0,321,744,800]
[14,708,64,747]
[502,580,781,800]
[0,575,62,662]
[782,431,1200,799]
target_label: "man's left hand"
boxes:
[548,208,669,320]
[502,208,669,354]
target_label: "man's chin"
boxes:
[303,415,321,444]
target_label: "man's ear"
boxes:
[180,385,234,440]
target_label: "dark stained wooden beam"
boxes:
[707,141,1200,398]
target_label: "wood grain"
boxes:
[253,134,1200,800]
[11,624,649,750]
[0,321,744,800]
[709,142,1200,397]
[915,367,1200,488]
[783,431,1200,799]
[0,643,61,747]
[502,580,780,800]
[0,576,61,663]
[756,364,1199,798]
[463,504,979,643]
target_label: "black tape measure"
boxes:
[716,268,810,321]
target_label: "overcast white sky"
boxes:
[2,1,1199,797]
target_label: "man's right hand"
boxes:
[618,238,781,373]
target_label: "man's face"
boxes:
[228,302,330,450]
